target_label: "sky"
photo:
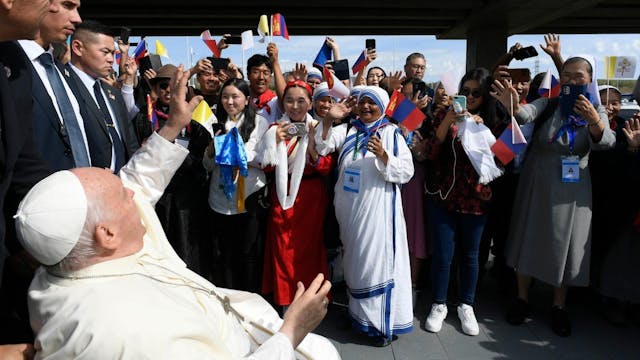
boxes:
[129,33,640,84]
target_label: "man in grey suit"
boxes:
[16,0,88,171]
[64,20,139,173]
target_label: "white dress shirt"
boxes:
[69,62,122,171]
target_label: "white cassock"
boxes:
[27,132,340,360]
[315,121,414,338]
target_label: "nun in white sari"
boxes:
[315,86,414,346]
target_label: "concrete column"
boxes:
[466,24,508,71]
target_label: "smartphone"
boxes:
[453,95,467,114]
[560,84,588,116]
[366,38,376,50]
[119,27,131,44]
[207,57,230,71]
[286,122,308,137]
[139,54,162,74]
[326,59,350,81]
[512,46,538,60]
[507,68,531,83]
[413,82,434,99]
[223,35,242,45]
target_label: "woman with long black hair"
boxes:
[203,78,269,292]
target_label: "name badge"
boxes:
[343,167,361,193]
[561,156,580,183]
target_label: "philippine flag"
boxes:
[313,41,332,69]
[271,13,289,40]
[200,30,220,57]
[115,50,122,65]
[384,90,426,132]
[133,39,147,62]
[490,117,528,165]
[538,69,560,98]
[351,49,367,75]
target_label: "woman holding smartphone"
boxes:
[203,78,269,292]
[424,68,496,337]
[492,56,615,337]
[256,80,333,310]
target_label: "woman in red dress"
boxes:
[257,80,333,307]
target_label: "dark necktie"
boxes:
[92,80,126,171]
[38,53,90,167]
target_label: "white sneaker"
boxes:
[425,303,448,333]
[457,304,479,336]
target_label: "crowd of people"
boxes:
[1,0,640,358]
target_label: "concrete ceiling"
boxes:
[81,0,640,38]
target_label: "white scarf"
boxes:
[259,113,316,210]
[457,116,503,184]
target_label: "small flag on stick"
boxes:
[384,90,426,132]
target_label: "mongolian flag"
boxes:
[200,30,221,57]
[538,69,560,98]
[146,94,159,131]
[133,39,147,63]
[323,66,350,99]
[351,49,367,74]
[271,13,289,40]
[490,117,528,165]
[384,90,426,132]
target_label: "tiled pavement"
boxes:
[313,272,640,360]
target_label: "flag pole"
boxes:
[269,15,273,43]
[242,48,246,79]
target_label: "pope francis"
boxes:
[13,66,339,360]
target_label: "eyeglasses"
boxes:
[158,81,170,90]
[410,64,426,71]
[367,73,385,79]
[459,88,482,98]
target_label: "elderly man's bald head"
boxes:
[16,168,145,272]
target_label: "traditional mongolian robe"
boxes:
[257,114,333,305]
[27,133,339,359]
[316,118,414,339]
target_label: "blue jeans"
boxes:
[429,204,487,305]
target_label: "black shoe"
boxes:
[370,335,398,347]
[551,306,571,337]
[506,298,530,325]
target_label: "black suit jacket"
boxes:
[0,41,52,254]
[63,64,139,170]
[8,43,76,171]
